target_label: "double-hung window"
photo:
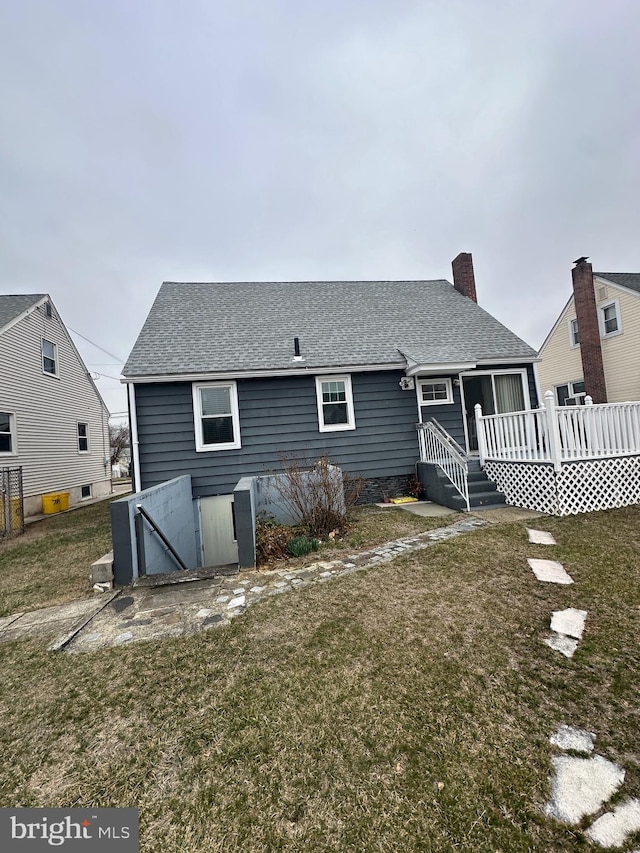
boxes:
[600,301,620,337]
[193,382,241,451]
[315,375,355,432]
[77,422,89,452]
[42,339,58,375]
[0,412,16,454]
[569,318,579,347]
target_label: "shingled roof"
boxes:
[0,294,46,334]
[595,273,640,295]
[123,280,537,378]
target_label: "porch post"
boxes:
[544,390,562,471]
[474,403,486,467]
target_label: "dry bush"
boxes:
[255,514,291,565]
[274,456,364,539]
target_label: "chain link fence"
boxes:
[1,467,24,539]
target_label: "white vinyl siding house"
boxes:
[0,296,111,516]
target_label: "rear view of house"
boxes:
[121,254,539,569]
[0,294,111,519]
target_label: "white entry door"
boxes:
[200,495,239,567]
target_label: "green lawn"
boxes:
[1,505,639,851]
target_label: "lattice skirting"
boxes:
[484,456,640,516]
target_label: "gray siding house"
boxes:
[0,294,111,517]
[124,254,538,515]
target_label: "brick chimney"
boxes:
[572,258,607,403]
[452,252,477,302]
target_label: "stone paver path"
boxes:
[586,799,640,848]
[546,753,625,825]
[545,608,588,658]
[550,724,595,754]
[63,515,486,652]
[527,528,557,545]
[527,558,574,585]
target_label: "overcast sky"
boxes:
[2,0,639,417]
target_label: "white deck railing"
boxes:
[417,419,469,511]
[475,392,640,471]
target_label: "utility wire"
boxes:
[68,327,124,363]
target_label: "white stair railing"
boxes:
[417,420,470,511]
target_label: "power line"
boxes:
[68,327,124,363]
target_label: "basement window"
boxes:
[192,381,241,451]
[81,485,91,499]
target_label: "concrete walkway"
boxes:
[0,515,486,653]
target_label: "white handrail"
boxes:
[417,422,470,511]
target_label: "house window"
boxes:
[556,380,586,406]
[569,318,579,347]
[42,339,58,375]
[192,381,241,451]
[600,302,620,336]
[418,378,454,405]
[0,412,16,454]
[81,484,91,498]
[77,422,89,452]
[315,375,356,432]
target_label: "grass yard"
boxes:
[0,500,448,615]
[0,504,639,851]
[0,498,122,616]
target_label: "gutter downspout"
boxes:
[128,382,142,493]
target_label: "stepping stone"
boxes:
[527,558,574,585]
[550,608,587,640]
[545,634,579,658]
[546,754,625,825]
[227,595,245,609]
[550,724,595,754]
[586,798,640,848]
[196,608,213,618]
[114,632,133,645]
[527,528,557,545]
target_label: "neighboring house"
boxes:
[121,253,538,562]
[0,294,111,516]
[538,259,640,405]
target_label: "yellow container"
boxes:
[42,492,70,514]
[1,496,23,527]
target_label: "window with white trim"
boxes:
[0,412,16,454]
[42,339,58,375]
[192,381,241,451]
[81,484,91,498]
[556,380,586,406]
[600,301,620,336]
[315,375,355,432]
[418,378,453,405]
[569,318,579,347]
[77,422,89,452]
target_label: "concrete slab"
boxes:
[550,724,595,754]
[545,634,579,658]
[550,608,587,640]
[527,528,557,545]
[546,754,625,825]
[587,798,640,848]
[398,502,457,518]
[527,558,574,585]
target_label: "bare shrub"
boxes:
[273,456,364,539]
[255,514,291,565]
